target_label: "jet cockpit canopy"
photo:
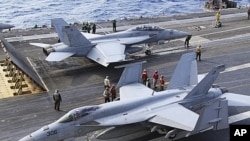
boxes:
[56,105,100,123]
[128,24,164,31]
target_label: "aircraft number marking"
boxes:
[47,130,57,136]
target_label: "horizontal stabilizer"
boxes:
[30,43,50,48]
[220,93,250,106]
[119,83,154,100]
[46,52,75,61]
[149,103,199,131]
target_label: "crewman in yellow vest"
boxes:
[196,45,202,61]
[216,11,221,22]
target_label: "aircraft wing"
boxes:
[96,103,199,132]
[45,52,75,61]
[82,32,103,39]
[87,42,126,67]
[90,35,152,45]
[149,103,199,131]
[220,93,250,106]
[118,35,152,45]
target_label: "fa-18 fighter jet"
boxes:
[30,18,189,67]
[0,23,14,32]
[20,52,250,141]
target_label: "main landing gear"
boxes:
[144,44,152,55]
[145,50,152,55]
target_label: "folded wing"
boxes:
[87,42,126,67]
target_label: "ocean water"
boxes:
[0,0,249,29]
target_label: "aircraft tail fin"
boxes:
[115,61,146,89]
[62,26,93,54]
[167,52,198,89]
[51,18,69,42]
[184,65,225,99]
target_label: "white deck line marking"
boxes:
[229,111,250,124]
[5,33,57,42]
[200,63,250,76]
[223,63,250,73]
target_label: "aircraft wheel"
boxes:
[169,134,176,139]
[145,50,151,55]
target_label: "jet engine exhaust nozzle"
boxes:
[43,46,55,56]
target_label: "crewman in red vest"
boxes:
[152,70,159,89]
[141,69,148,85]
[159,75,165,91]
[109,84,116,101]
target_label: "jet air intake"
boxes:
[43,46,55,56]
[125,47,143,54]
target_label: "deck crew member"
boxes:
[215,11,221,21]
[109,84,116,101]
[146,78,151,88]
[196,45,201,61]
[104,76,111,88]
[87,23,91,33]
[53,89,62,111]
[141,69,148,85]
[152,70,159,89]
[103,87,110,103]
[112,19,116,32]
[159,75,165,91]
[92,23,96,34]
[184,34,192,48]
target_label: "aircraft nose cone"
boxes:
[177,30,189,38]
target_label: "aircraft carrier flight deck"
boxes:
[0,8,250,141]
